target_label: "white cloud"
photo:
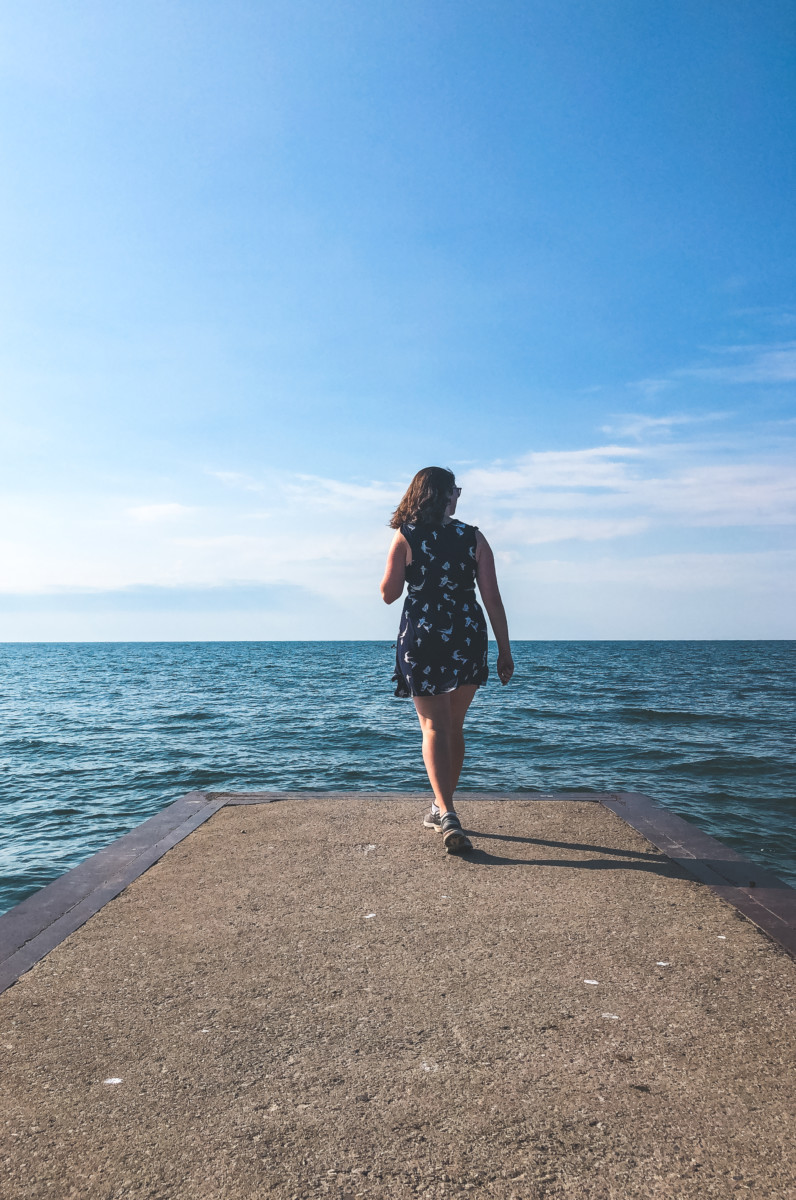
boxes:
[463,446,642,497]
[527,550,796,591]
[284,474,401,511]
[624,378,673,402]
[601,411,730,439]
[632,462,796,526]
[499,550,796,637]
[127,503,196,522]
[730,306,796,328]
[595,336,796,445]
[679,341,796,384]
[487,515,649,545]
[462,443,796,531]
[206,470,265,492]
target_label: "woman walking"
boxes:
[380,466,514,853]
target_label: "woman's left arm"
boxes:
[380,531,409,604]
[475,530,514,684]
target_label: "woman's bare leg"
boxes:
[449,684,478,793]
[413,693,455,814]
[413,685,479,813]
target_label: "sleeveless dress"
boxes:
[392,518,489,697]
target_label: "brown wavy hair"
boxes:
[389,466,457,528]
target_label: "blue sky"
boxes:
[1,0,794,639]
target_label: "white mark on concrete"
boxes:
[364,844,376,853]
[656,962,670,966]
[364,913,376,919]
[717,935,727,939]
[421,1061,439,1073]
[602,1013,619,1020]
[584,979,599,985]
[103,1078,122,1085]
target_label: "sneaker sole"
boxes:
[443,831,473,854]
[423,818,443,831]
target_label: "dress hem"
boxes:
[392,671,489,699]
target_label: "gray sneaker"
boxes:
[423,808,443,831]
[441,811,473,854]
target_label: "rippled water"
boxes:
[1,641,794,914]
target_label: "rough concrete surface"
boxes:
[1,797,794,1200]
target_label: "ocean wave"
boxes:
[161,710,223,723]
[662,754,780,776]
[617,706,746,725]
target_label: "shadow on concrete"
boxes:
[457,828,680,874]
[465,830,669,860]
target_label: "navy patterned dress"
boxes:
[392,519,489,697]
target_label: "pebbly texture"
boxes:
[1,797,794,1199]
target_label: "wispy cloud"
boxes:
[600,411,730,440]
[284,474,400,510]
[632,462,796,526]
[0,582,318,613]
[603,336,796,421]
[486,515,649,545]
[206,470,266,492]
[624,378,673,402]
[678,341,796,384]
[127,503,197,522]
[464,446,643,497]
[730,306,796,328]
[527,550,796,591]
[463,445,796,531]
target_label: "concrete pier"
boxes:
[1,792,794,1198]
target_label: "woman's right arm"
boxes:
[380,530,409,604]
[475,530,514,685]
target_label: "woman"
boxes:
[380,466,514,853]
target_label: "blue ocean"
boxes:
[1,640,794,915]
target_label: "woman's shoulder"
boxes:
[403,518,478,540]
[446,518,478,537]
[401,519,442,536]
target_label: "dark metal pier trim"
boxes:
[601,792,796,958]
[0,791,225,996]
[1,790,794,996]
